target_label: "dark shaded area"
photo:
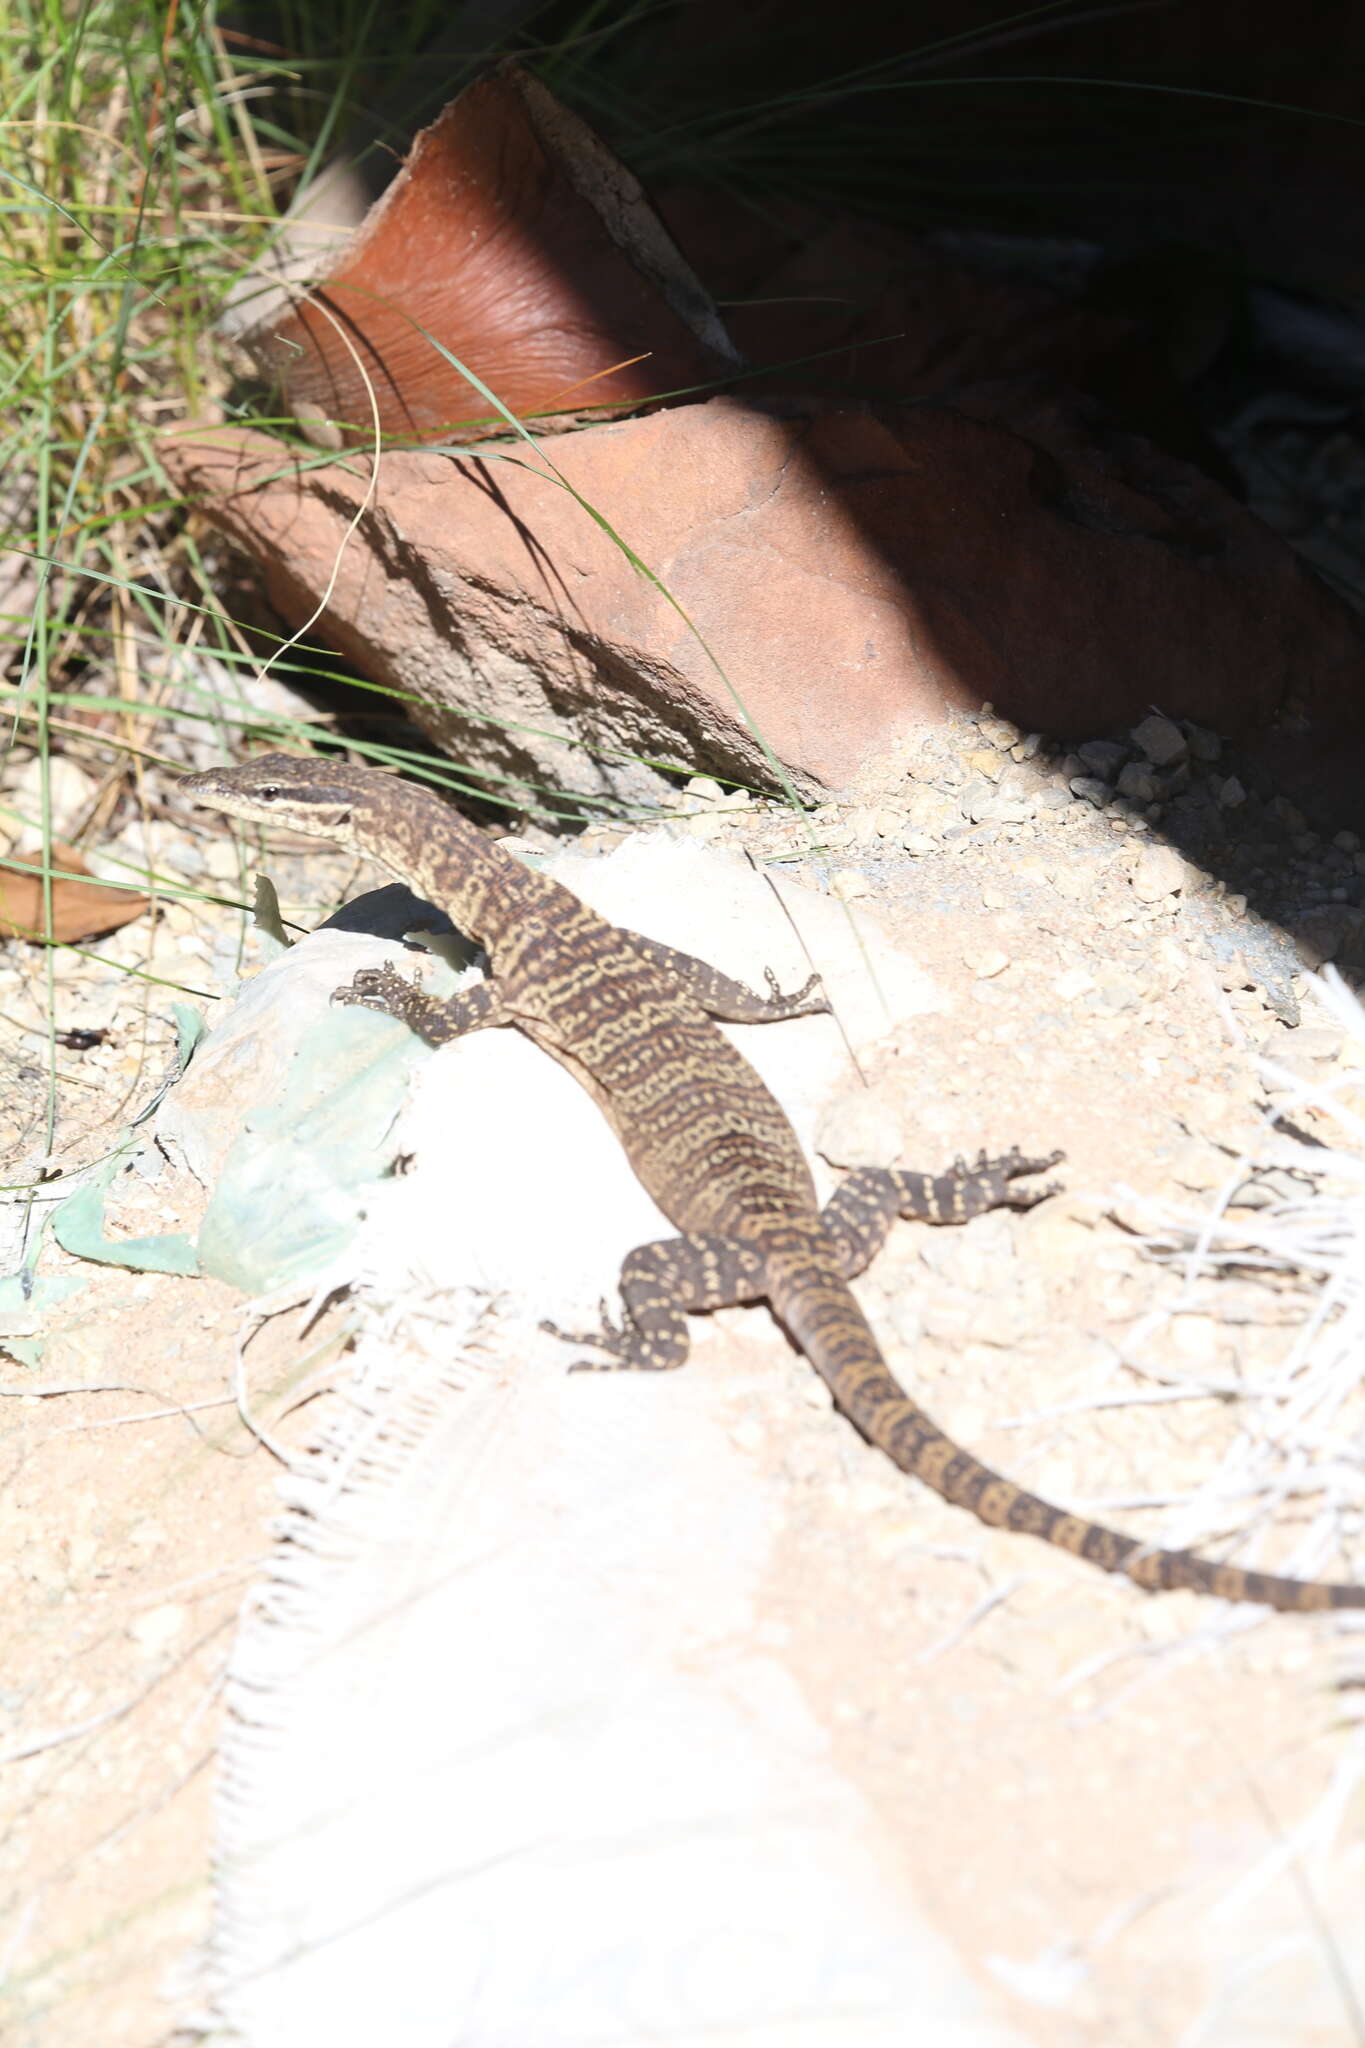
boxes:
[243,0,1365,285]
[222,1,1365,972]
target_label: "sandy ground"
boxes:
[2,710,1363,2045]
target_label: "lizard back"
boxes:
[474,859,821,1236]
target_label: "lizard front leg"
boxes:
[820,1147,1065,1280]
[545,1234,767,1372]
[333,963,508,1045]
[623,934,828,1023]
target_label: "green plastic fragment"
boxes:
[170,1001,208,1070]
[0,1270,87,1367]
[193,1002,426,1296]
[51,1146,200,1275]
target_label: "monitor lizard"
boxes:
[181,754,1365,1612]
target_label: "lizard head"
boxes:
[179,753,369,844]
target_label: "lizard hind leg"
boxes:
[821,1146,1065,1279]
[543,1234,767,1373]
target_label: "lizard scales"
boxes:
[182,755,1365,1613]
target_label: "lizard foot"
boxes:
[332,963,415,1018]
[763,965,829,1017]
[948,1146,1065,1208]
[540,1306,630,1373]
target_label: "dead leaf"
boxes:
[0,842,150,943]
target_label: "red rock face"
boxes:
[198,68,1365,811]
[161,395,1365,801]
[242,69,733,446]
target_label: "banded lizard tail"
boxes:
[182,755,1365,1613]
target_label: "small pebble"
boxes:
[1116,763,1159,802]
[1130,843,1188,902]
[1169,1140,1225,1192]
[832,869,872,902]
[844,806,884,845]
[1069,777,1111,808]
[904,788,959,832]
[582,826,628,854]
[966,948,1011,979]
[960,780,1002,822]
[201,838,245,882]
[12,753,100,836]
[816,1088,907,1169]
[128,1604,187,1654]
[812,816,857,849]
[1184,723,1222,762]
[1130,712,1187,767]
[1217,776,1246,808]
[1090,972,1142,1014]
[1076,739,1129,780]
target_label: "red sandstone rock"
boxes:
[160,394,1364,802]
[654,194,1239,489]
[236,66,737,449]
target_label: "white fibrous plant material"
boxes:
[1116,970,1365,2048]
[1131,966,1365,1602]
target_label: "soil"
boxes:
[2,707,1363,2047]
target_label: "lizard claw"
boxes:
[541,1304,628,1372]
[1002,1146,1066,1181]
[989,1146,1066,1209]
[936,1146,1066,1214]
[764,965,829,1016]
[333,964,411,1014]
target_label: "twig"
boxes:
[743,847,868,1085]
[915,1574,1028,1664]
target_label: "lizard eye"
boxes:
[258,785,280,800]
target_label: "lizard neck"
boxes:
[353,784,516,943]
